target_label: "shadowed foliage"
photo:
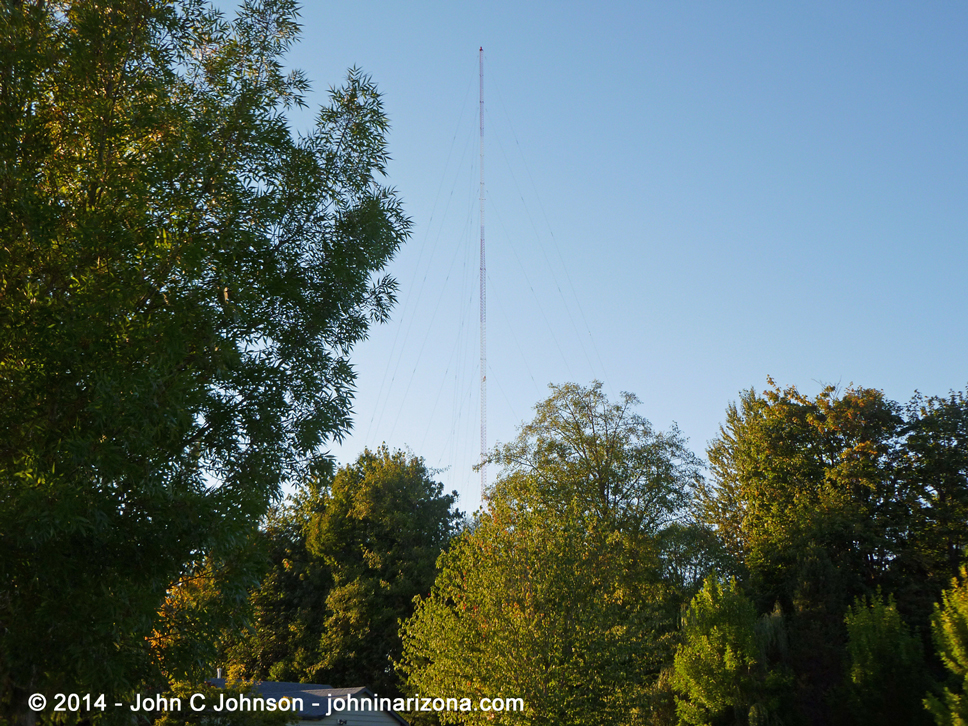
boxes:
[0,0,408,717]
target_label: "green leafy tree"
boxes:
[221,478,336,684]
[926,568,968,726]
[151,541,271,689]
[399,382,702,725]
[702,381,903,602]
[0,0,408,715]
[892,392,968,623]
[700,381,968,724]
[226,447,461,695]
[671,577,792,726]
[701,382,908,721]
[842,592,929,726]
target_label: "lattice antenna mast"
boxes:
[479,46,487,498]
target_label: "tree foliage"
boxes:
[399,382,703,725]
[700,380,968,724]
[0,0,408,712]
[926,568,968,726]
[895,391,968,615]
[702,380,903,600]
[225,447,461,695]
[842,592,929,726]
[490,382,698,534]
[672,577,791,726]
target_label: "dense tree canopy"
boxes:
[696,381,968,725]
[4,5,966,726]
[399,382,704,725]
[927,568,968,725]
[672,577,791,726]
[189,378,967,726]
[842,592,928,725]
[702,381,902,593]
[0,0,408,715]
[489,382,697,534]
[225,447,461,695]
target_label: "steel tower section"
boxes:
[479,47,486,498]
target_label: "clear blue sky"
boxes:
[243,2,968,513]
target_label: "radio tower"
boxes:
[479,46,487,498]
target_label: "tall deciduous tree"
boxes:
[399,382,703,725]
[226,447,461,695]
[893,391,968,621]
[701,382,907,720]
[702,381,903,600]
[700,381,968,724]
[0,0,409,714]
